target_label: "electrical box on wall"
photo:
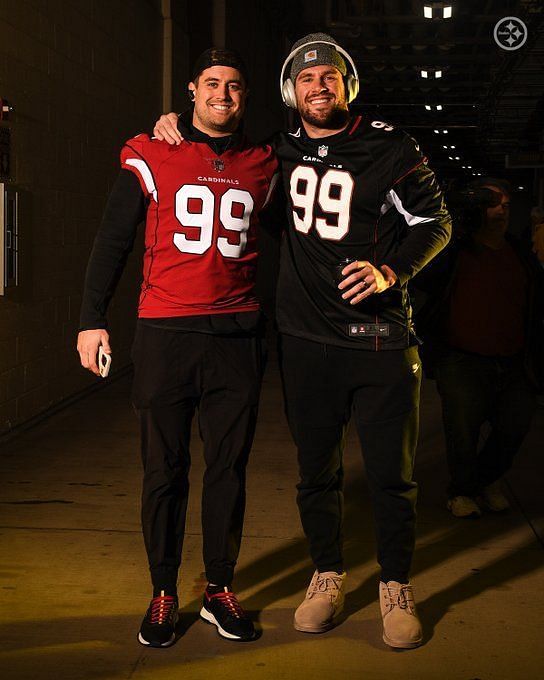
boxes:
[1,96,17,295]
[0,127,11,182]
[0,183,19,295]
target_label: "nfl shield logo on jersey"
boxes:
[212,159,225,172]
[318,145,328,158]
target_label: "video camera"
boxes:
[443,183,503,236]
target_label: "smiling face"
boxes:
[190,65,247,137]
[294,64,349,132]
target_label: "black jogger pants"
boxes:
[280,334,421,584]
[131,322,265,590]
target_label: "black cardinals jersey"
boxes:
[272,115,451,350]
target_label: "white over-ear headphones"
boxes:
[279,40,359,109]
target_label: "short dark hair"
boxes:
[470,176,512,197]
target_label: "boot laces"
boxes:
[309,574,343,600]
[209,590,245,619]
[384,584,415,613]
[149,594,177,625]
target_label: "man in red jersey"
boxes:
[77,48,277,647]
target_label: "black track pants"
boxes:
[435,349,535,498]
[279,334,421,584]
[131,322,265,590]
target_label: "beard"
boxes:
[486,216,508,231]
[299,101,350,130]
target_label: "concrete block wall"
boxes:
[0,0,163,434]
[226,1,291,142]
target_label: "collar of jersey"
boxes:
[299,117,356,147]
[178,110,244,156]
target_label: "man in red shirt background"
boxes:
[416,178,543,519]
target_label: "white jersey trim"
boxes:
[262,172,279,208]
[125,158,158,203]
[385,188,433,226]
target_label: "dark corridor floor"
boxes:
[1,355,543,680]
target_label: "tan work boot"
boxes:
[447,495,481,518]
[379,581,422,649]
[294,570,346,633]
[481,481,510,512]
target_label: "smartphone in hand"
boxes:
[98,347,112,378]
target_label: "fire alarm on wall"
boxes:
[0,99,13,121]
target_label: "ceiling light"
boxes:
[419,69,443,79]
[434,129,440,134]
[467,165,472,169]
[448,156,453,160]
[443,129,448,134]
[442,145,448,149]
[455,156,460,160]
[518,186,525,190]
[424,3,453,20]
[436,105,443,111]
[450,145,456,149]
[425,105,432,111]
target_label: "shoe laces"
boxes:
[148,594,177,625]
[383,584,415,614]
[309,573,343,600]
[208,589,245,619]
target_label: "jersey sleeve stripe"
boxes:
[386,188,434,226]
[124,158,158,203]
[262,172,279,209]
[348,116,362,135]
[392,159,426,187]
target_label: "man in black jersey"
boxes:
[154,33,451,649]
[78,48,277,648]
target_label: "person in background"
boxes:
[417,179,543,519]
[530,206,544,265]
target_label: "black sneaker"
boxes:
[138,592,179,647]
[200,587,255,641]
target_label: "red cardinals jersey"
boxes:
[121,134,278,318]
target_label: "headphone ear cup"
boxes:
[282,78,297,109]
[346,75,359,103]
